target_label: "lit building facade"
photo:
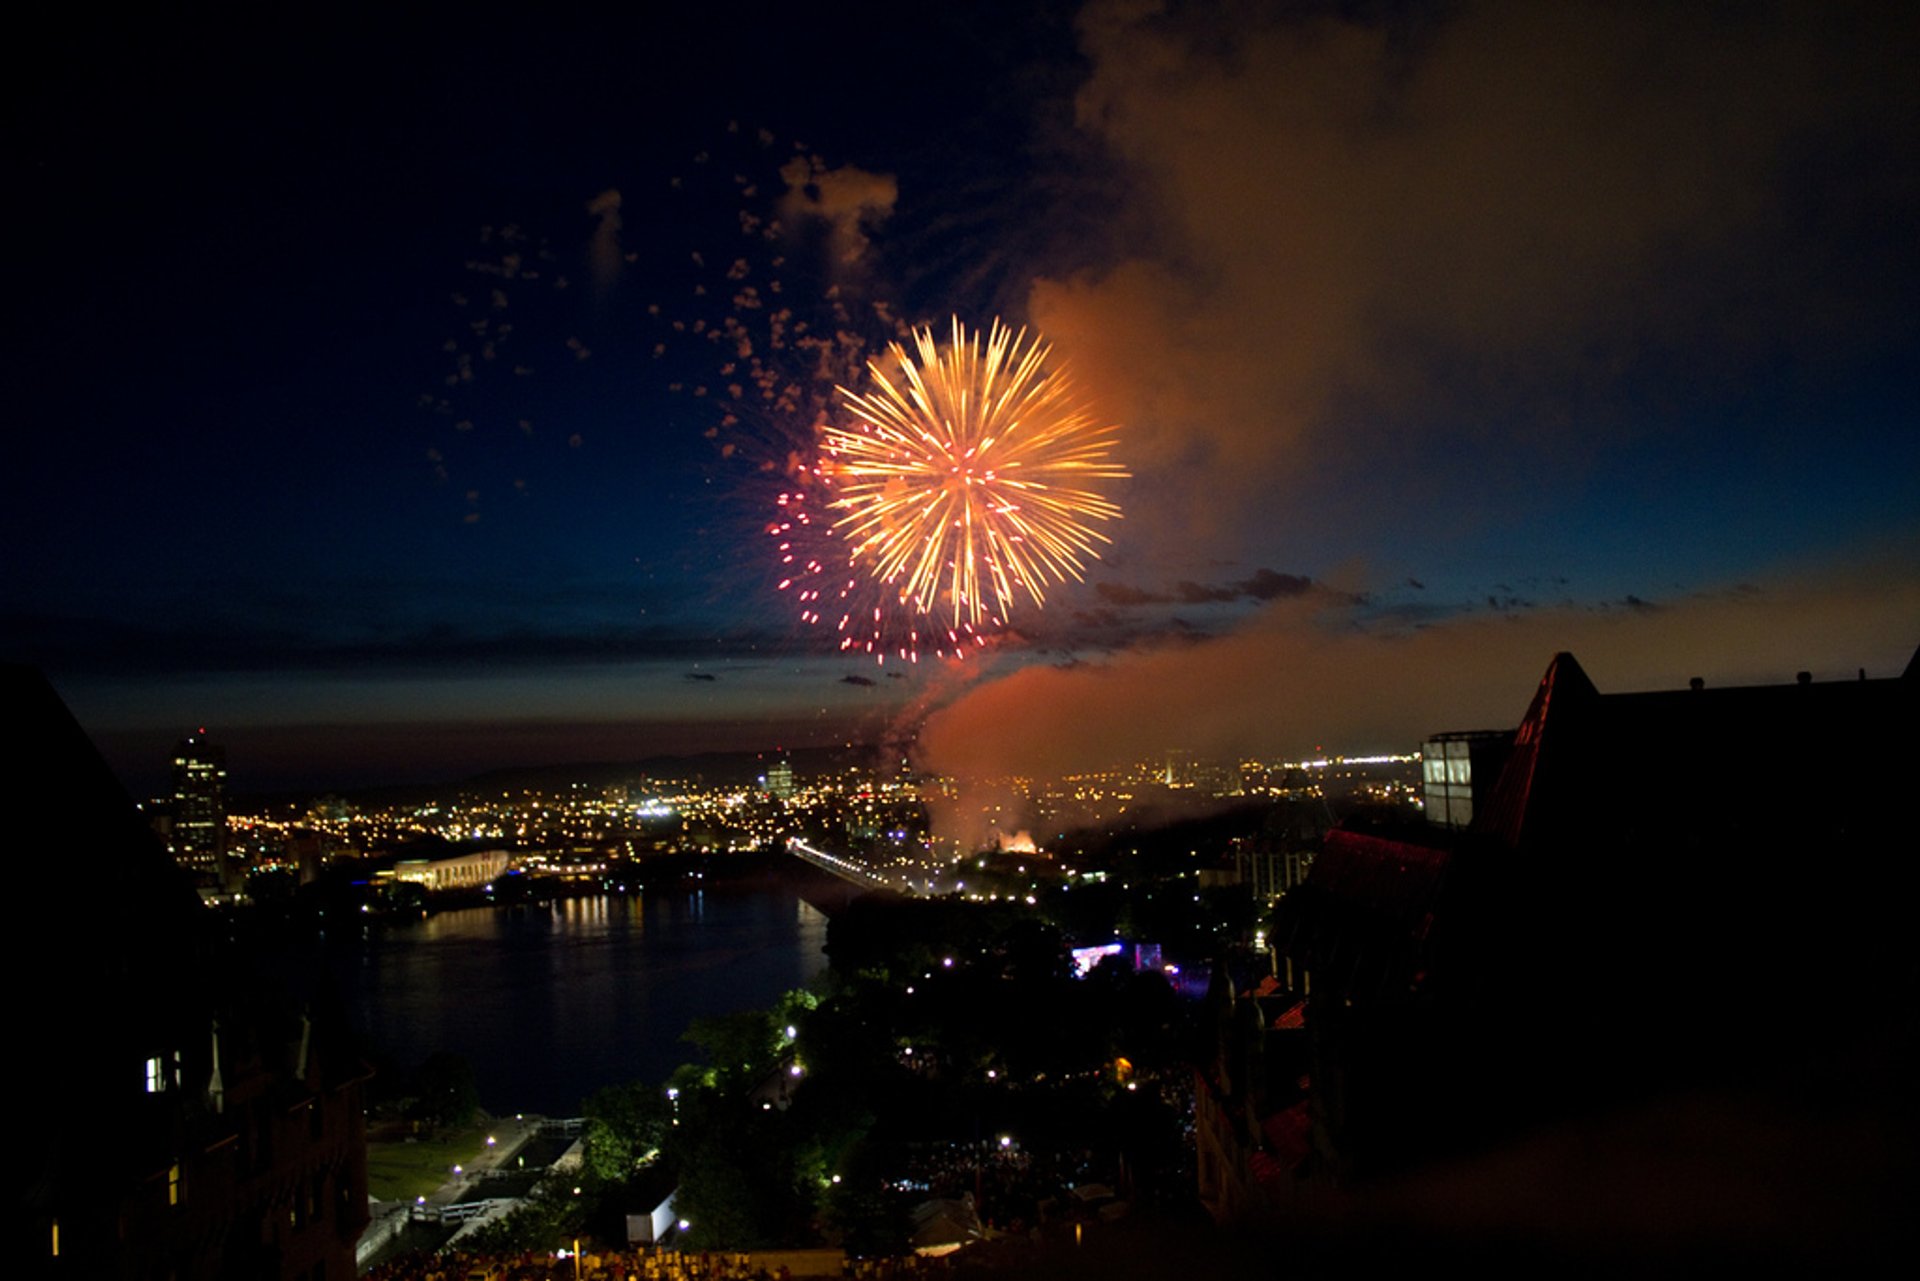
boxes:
[389,848,511,891]
[1417,730,1512,829]
[766,759,795,800]
[169,734,227,882]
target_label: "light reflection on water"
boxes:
[331,887,828,1114]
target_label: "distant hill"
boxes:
[267,743,898,808]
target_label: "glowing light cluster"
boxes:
[790,318,1124,652]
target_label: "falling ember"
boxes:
[772,473,995,664]
[818,317,1126,630]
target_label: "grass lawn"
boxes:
[365,1124,492,1202]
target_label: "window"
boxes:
[168,1163,182,1206]
[145,1055,167,1093]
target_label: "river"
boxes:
[327,882,832,1115]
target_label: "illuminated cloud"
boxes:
[900,0,1920,792]
[1031,0,1919,543]
[917,554,1920,783]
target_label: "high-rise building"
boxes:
[766,759,795,800]
[169,732,227,882]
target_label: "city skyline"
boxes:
[10,2,1917,794]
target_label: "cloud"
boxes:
[1094,568,1325,609]
[1094,581,1163,607]
[1237,569,1316,601]
[916,556,1920,782]
[1031,0,1920,544]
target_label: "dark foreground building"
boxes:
[5,666,370,1279]
[1199,649,1918,1261]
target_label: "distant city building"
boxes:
[1164,748,1195,788]
[388,848,510,891]
[169,732,227,883]
[766,759,795,800]
[285,829,325,885]
[306,793,351,824]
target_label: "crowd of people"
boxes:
[364,1243,957,1281]
[899,1137,1117,1239]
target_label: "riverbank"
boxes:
[360,1114,566,1270]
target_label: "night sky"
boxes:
[10,1,1918,794]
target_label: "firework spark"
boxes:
[816,317,1126,634]
[770,487,990,664]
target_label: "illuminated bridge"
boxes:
[787,837,897,893]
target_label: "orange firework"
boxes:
[817,317,1126,630]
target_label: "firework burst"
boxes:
[788,317,1125,651]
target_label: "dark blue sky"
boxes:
[10,2,1917,793]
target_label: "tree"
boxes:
[682,1007,779,1090]
[582,1081,669,1183]
[663,1095,811,1249]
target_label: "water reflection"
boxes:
[331,886,828,1114]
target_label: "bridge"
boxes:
[787,837,898,893]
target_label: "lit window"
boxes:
[145,1056,166,1093]
[168,1164,182,1206]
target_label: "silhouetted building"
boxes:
[170,732,228,885]
[6,667,370,1280]
[1225,801,1328,907]
[1203,648,1917,1224]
